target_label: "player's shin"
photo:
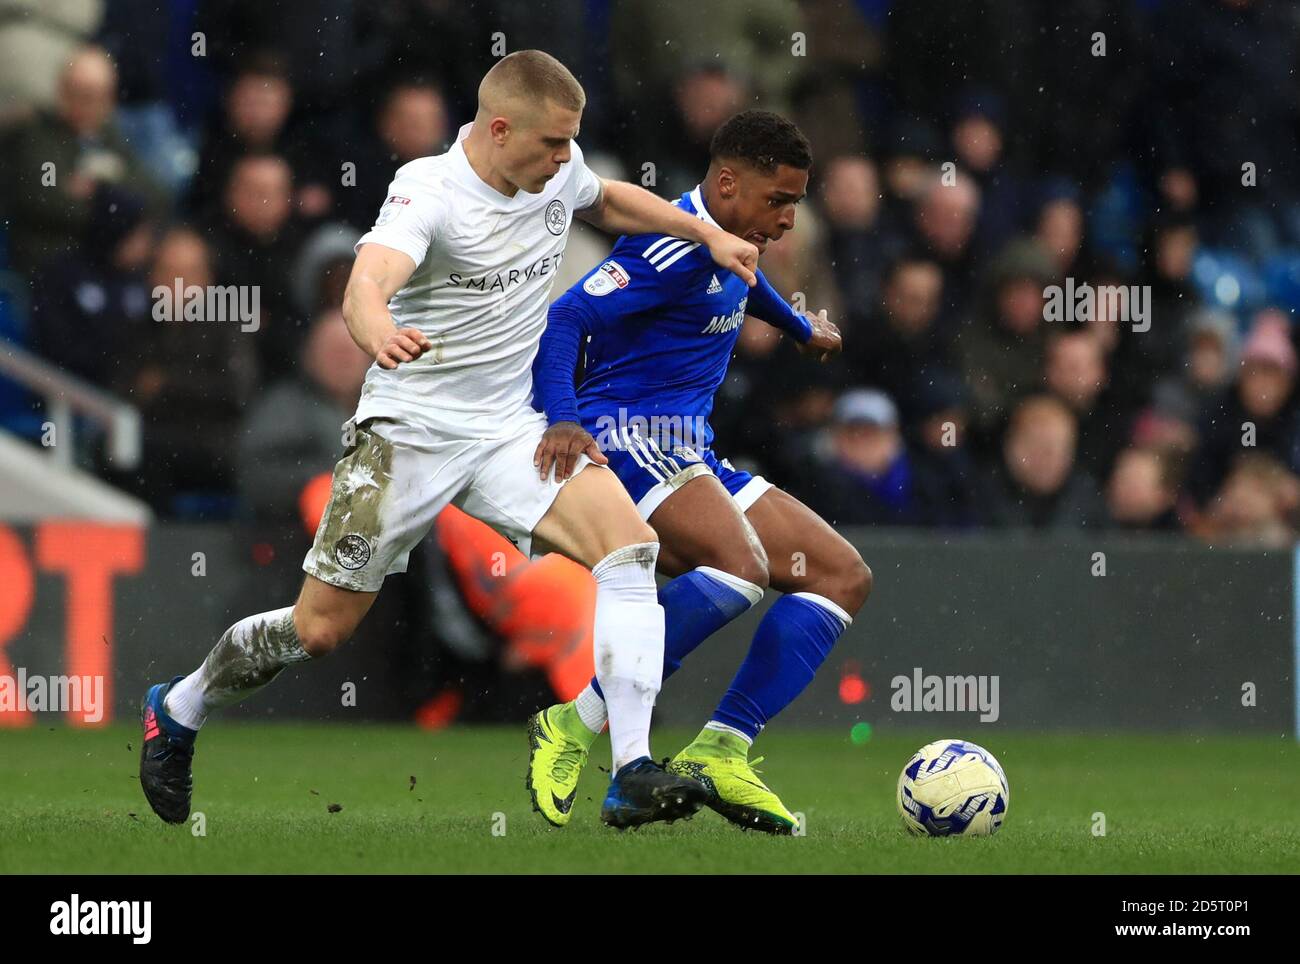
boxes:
[163,606,312,730]
[590,543,665,771]
[707,592,851,743]
[575,566,763,734]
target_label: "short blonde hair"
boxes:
[478,49,586,116]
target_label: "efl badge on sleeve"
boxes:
[582,260,630,297]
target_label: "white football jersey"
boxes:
[352,122,603,437]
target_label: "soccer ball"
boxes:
[897,739,1009,837]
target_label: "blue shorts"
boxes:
[596,427,773,521]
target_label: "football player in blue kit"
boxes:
[527,110,872,833]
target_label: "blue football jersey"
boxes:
[534,186,811,452]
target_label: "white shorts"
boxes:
[303,407,590,592]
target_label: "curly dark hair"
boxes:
[709,109,813,174]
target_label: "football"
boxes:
[897,739,1009,837]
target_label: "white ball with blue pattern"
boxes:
[897,739,1009,836]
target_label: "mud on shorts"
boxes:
[303,409,591,592]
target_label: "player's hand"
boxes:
[534,421,608,482]
[375,327,433,369]
[705,229,759,287]
[797,310,842,362]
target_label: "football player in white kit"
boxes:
[138,50,760,830]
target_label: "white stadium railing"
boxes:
[0,337,142,469]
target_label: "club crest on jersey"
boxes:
[583,260,630,297]
[545,199,567,235]
[334,534,371,570]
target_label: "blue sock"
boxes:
[711,594,848,741]
[590,567,757,700]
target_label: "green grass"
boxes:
[1,724,1297,873]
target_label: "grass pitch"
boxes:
[1,724,1297,874]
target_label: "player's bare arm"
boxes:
[342,243,432,369]
[579,178,760,286]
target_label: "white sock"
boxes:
[791,591,853,625]
[591,542,664,772]
[704,719,754,746]
[163,606,311,731]
[163,672,209,731]
[577,565,765,737]
[573,683,607,734]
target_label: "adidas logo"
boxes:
[706,274,723,295]
[143,706,160,742]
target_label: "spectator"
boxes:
[337,80,451,232]
[0,0,102,126]
[237,307,371,523]
[789,1,881,158]
[2,45,165,273]
[881,118,944,210]
[1191,309,1300,503]
[1106,446,1184,532]
[187,52,330,221]
[1130,381,1201,457]
[290,223,361,321]
[907,371,980,528]
[805,388,939,526]
[819,155,895,317]
[1197,453,1300,548]
[115,226,256,512]
[1137,213,1202,380]
[957,237,1057,442]
[980,394,1105,530]
[1043,329,1126,478]
[851,256,952,416]
[626,64,748,199]
[1034,181,1085,278]
[30,185,155,385]
[207,152,307,378]
[950,89,1022,254]
[1149,307,1240,434]
[911,171,982,315]
[610,0,803,128]
[1184,308,1240,400]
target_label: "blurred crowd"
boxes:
[3,0,1300,546]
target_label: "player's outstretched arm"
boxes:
[579,178,759,286]
[746,269,840,360]
[532,298,609,482]
[343,243,431,369]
